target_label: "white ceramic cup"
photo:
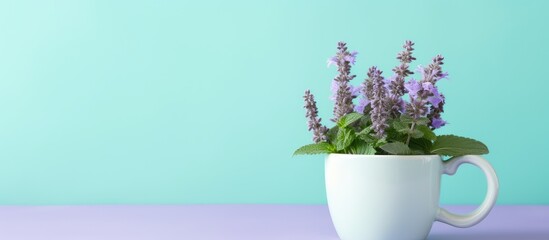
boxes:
[325,154,499,240]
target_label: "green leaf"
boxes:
[337,113,363,128]
[348,140,377,155]
[415,117,430,125]
[409,138,433,154]
[380,141,412,155]
[373,138,388,148]
[336,128,356,151]
[416,125,437,141]
[400,115,414,123]
[431,135,489,156]
[358,133,376,143]
[359,114,371,126]
[392,120,409,132]
[293,142,334,155]
[397,127,423,138]
[356,126,372,136]
[356,127,379,144]
[363,145,377,155]
[385,125,407,143]
[399,115,429,125]
[326,126,339,145]
[409,129,424,138]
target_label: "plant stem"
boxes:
[406,122,416,145]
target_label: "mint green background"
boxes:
[0,0,547,205]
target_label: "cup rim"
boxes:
[327,153,442,158]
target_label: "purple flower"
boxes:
[431,117,447,129]
[327,56,339,67]
[331,80,361,101]
[406,98,428,119]
[354,96,370,113]
[368,67,389,138]
[422,82,434,92]
[385,41,416,119]
[420,55,447,128]
[416,65,449,83]
[426,85,443,106]
[328,51,358,67]
[332,81,355,122]
[344,51,358,65]
[363,75,374,101]
[423,55,445,83]
[384,74,396,87]
[304,90,328,143]
[331,42,357,122]
[398,99,407,112]
[351,84,362,97]
[330,80,339,100]
[405,79,421,98]
[439,72,449,80]
[360,68,375,115]
[386,95,405,119]
[397,40,416,64]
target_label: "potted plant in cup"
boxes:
[294,41,499,240]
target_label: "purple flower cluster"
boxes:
[405,79,429,119]
[301,40,450,145]
[390,40,415,96]
[425,55,447,128]
[386,40,416,118]
[303,90,328,143]
[355,76,373,115]
[330,80,362,101]
[352,41,449,132]
[329,42,357,122]
[368,67,389,138]
[405,55,448,129]
[327,50,358,67]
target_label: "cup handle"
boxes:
[435,155,499,228]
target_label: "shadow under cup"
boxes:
[325,154,498,240]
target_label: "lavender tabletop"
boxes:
[0,205,547,240]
